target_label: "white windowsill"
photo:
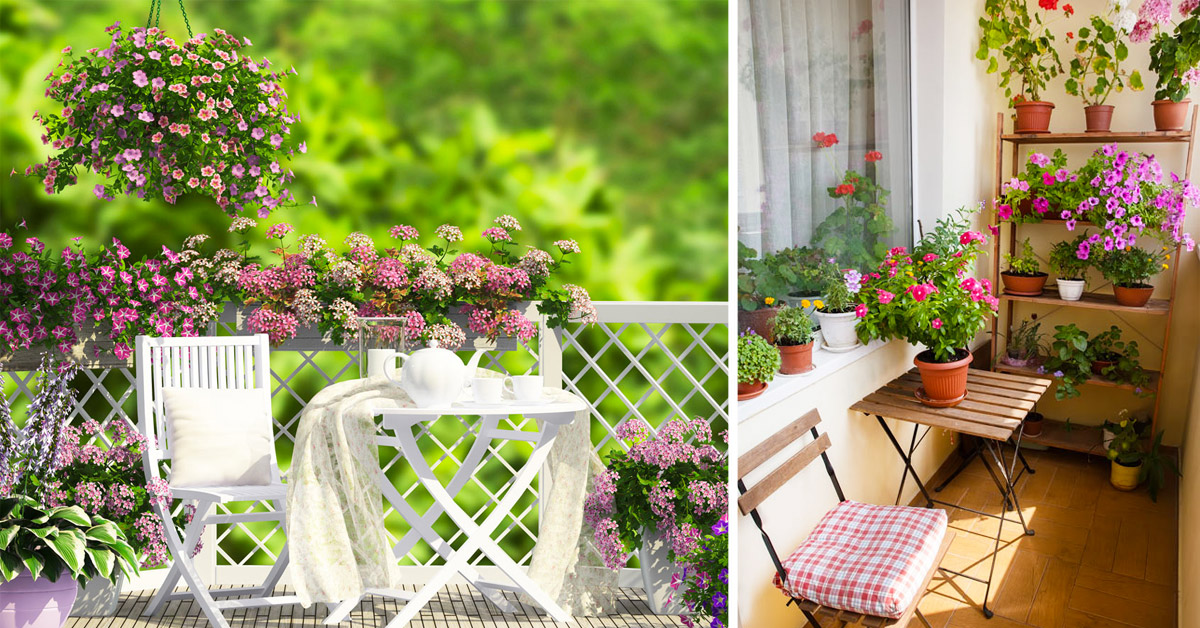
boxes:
[737,337,892,422]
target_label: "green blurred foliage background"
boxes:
[0,0,728,301]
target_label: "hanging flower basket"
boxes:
[26,21,303,217]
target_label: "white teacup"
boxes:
[505,375,543,401]
[472,377,504,405]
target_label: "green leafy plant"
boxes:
[1065,9,1143,106]
[809,133,893,272]
[738,332,780,384]
[0,496,138,586]
[1004,238,1044,276]
[1042,323,1093,400]
[1004,317,1048,362]
[773,246,830,296]
[772,305,815,347]
[855,218,997,362]
[1095,246,1168,287]
[1088,326,1152,395]
[1106,417,1142,465]
[1147,7,1200,102]
[737,243,794,312]
[977,0,1069,103]
[1141,430,1181,502]
[1049,234,1093,280]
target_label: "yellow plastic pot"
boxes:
[1110,460,1142,491]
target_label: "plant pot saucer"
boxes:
[738,383,767,401]
[1002,288,1045,297]
[821,342,861,354]
[915,387,968,408]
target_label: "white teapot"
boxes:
[385,340,485,408]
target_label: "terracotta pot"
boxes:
[737,380,767,401]
[1092,358,1117,378]
[1152,99,1191,132]
[1013,100,1055,133]
[777,342,814,375]
[1057,278,1085,301]
[0,570,78,628]
[1113,284,1153,307]
[913,349,972,407]
[1023,412,1044,437]
[737,306,780,342]
[1110,460,1142,491]
[1001,272,1049,296]
[1084,105,1115,132]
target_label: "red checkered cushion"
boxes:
[773,500,947,619]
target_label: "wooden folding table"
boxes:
[850,367,1052,619]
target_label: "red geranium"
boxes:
[812,131,838,148]
[1038,0,1058,10]
[865,150,883,162]
[1063,3,1074,16]
[834,183,855,196]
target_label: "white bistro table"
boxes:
[322,389,588,628]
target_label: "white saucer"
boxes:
[821,343,861,354]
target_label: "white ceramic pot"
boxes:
[71,574,123,617]
[640,528,691,616]
[1103,429,1115,450]
[813,310,860,351]
[1057,278,1085,301]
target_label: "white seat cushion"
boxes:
[171,483,288,502]
[163,388,275,488]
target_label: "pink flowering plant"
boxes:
[854,209,999,362]
[26,22,304,216]
[1137,0,1200,101]
[214,215,596,348]
[0,361,139,586]
[1063,144,1197,253]
[996,149,1077,224]
[0,230,225,360]
[583,418,727,580]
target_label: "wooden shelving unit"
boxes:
[988,111,1196,450]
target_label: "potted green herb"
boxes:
[1064,5,1144,132]
[1095,246,1167,307]
[737,242,791,340]
[1001,317,1047,368]
[1106,418,1143,491]
[1049,234,1092,300]
[1042,323,1094,400]
[1002,238,1048,296]
[813,262,863,353]
[1088,326,1153,394]
[773,305,816,375]
[977,0,1070,132]
[737,332,780,400]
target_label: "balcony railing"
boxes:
[0,301,728,583]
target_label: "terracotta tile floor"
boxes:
[916,446,1179,628]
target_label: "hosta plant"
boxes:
[26,22,304,216]
[0,496,138,586]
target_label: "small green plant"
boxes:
[1065,10,1143,106]
[1141,430,1181,503]
[1004,238,1043,276]
[1148,8,1200,102]
[1042,323,1093,400]
[1095,246,1167,287]
[977,0,1068,103]
[1106,417,1142,465]
[738,332,780,385]
[774,246,831,296]
[772,305,815,347]
[1089,326,1152,395]
[1049,234,1092,281]
[738,242,793,311]
[1004,317,1047,362]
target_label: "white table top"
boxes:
[375,387,587,425]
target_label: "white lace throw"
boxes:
[286,375,618,616]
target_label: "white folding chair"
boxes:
[135,334,300,627]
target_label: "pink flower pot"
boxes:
[0,571,78,628]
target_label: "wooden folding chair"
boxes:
[135,334,300,627]
[738,409,953,628]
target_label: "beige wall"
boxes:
[737,0,1200,625]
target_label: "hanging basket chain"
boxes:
[145,0,192,38]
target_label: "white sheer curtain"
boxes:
[738,0,912,264]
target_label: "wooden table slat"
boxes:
[849,399,1013,441]
[894,372,1044,404]
[864,391,1023,429]
[883,378,1038,413]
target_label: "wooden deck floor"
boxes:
[65,585,686,628]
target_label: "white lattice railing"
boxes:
[0,301,728,583]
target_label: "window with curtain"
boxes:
[738,0,913,274]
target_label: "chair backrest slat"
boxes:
[739,432,831,515]
[739,408,822,479]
